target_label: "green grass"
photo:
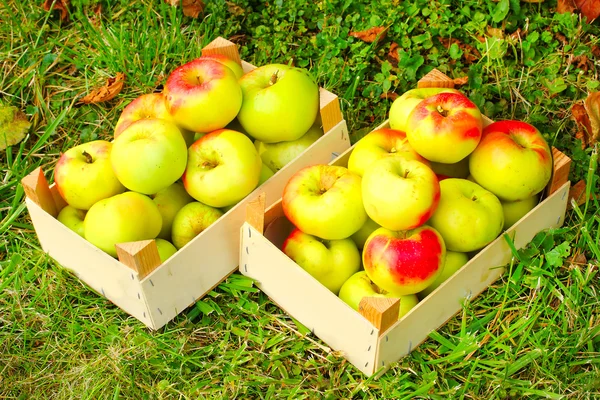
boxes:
[1,0,599,398]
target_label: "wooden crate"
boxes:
[239,70,572,377]
[21,37,351,330]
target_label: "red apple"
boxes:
[164,58,242,133]
[469,120,553,201]
[406,92,483,163]
[363,226,446,295]
[114,93,173,138]
[347,128,429,177]
[199,54,244,79]
[282,165,367,240]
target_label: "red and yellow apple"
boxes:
[347,128,429,177]
[428,178,504,252]
[417,250,469,299]
[164,58,242,133]
[361,156,440,231]
[54,140,126,210]
[469,120,553,201]
[171,201,224,249]
[237,63,319,143]
[282,165,367,240]
[406,92,483,163]
[338,271,419,318]
[114,93,173,138]
[199,53,244,79]
[282,228,361,295]
[363,225,446,295]
[388,87,461,132]
[111,118,188,195]
[183,129,262,208]
[83,192,163,257]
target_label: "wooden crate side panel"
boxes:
[375,181,571,369]
[240,223,380,376]
[25,199,153,328]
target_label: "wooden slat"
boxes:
[49,184,68,213]
[246,192,266,234]
[116,240,162,280]
[549,147,571,196]
[358,297,400,335]
[201,36,242,66]
[319,88,343,134]
[417,68,455,89]
[21,167,58,217]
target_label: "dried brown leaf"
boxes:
[43,0,70,22]
[558,0,577,14]
[571,102,592,147]
[592,45,600,58]
[388,42,400,65]
[226,1,245,16]
[0,106,31,151]
[568,179,593,208]
[453,76,469,86]
[380,92,399,101]
[575,0,600,22]
[584,91,600,144]
[182,0,204,18]
[349,27,387,44]
[79,73,125,104]
[438,37,480,65]
[486,27,504,38]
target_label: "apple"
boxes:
[428,178,504,252]
[338,271,419,318]
[282,165,367,240]
[388,87,461,132]
[163,58,242,133]
[237,63,319,143]
[84,192,162,257]
[469,120,553,201]
[152,182,194,240]
[406,92,483,163]
[199,53,244,79]
[282,228,361,295]
[171,201,224,249]
[111,118,188,195]
[183,129,262,208]
[363,225,446,295]
[361,156,440,231]
[254,123,324,172]
[258,163,275,186]
[56,205,86,238]
[113,93,173,138]
[350,216,380,249]
[54,140,126,210]
[347,128,429,177]
[502,194,539,230]
[155,238,178,263]
[429,157,470,179]
[417,251,469,299]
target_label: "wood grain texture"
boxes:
[358,297,400,335]
[21,167,58,217]
[201,36,242,65]
[417,68,455,88]
[116,240,162,280]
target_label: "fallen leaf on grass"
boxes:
[164,0,205,18]
[438,37,480,64]
[43,0,70,22]
[568,179,597,209]
[226,1,245,16]
[79,73,125,104]
[380,92,399,101]
[557,0,577,14]
[0,106,31,151]
[453,76,469,86]
[388,42,400,65]
[558,0,600,22]
[349,27,387,44]
[584,91,600,143]
[571,103,593,147]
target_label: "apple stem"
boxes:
[82,150,93,164]
[436,105,449,117]
[269,71,279,86]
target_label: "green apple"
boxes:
[502,194,539,230]
[258,163,275,186]
[164,58,242,133]
[155,238,178,263]
[56,205,86,238]
[152,182,194,240]
[254,123,324,172]
[171,201,224,249]
[350,216,380,249]
[339,271,419,318]
[183,129,262,208]
[417,251,469,299]
[282,228,361,295]
[84,192,162,258]
[363,225,446,295]
[406,92,483,163]
[282,165,367,240]
[362,156,440,231]
[347,128,429,177]
[111,118,188,195]
[469,120,553,201]
[54,140,126,210]
[199,53,244,79]
[114,93,173,138]
[237,63,319,143]
[388,87,460,132]
[429,157,470,179]
[428,178,504,252]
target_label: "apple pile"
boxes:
[53,53,325,261]
[280,87,553,320]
